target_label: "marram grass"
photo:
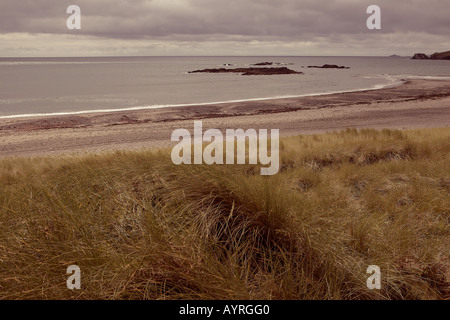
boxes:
[0,128,448,300]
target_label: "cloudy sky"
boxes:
[1,0,449,57]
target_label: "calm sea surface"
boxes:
[1,56,450,118]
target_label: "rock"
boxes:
[189,67,303,76]
[389,54,401,58]
[252,62,273,66]
[411,53,430,60]
[251,62,294,66]
[430,51,450,60]
[307,64,350,69]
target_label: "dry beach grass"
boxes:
[0,128,448,300]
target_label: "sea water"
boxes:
[1,56,449,118]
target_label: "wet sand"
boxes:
[0,79,449,158]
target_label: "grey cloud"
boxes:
[0,0,449,57]
[0,0,449,39]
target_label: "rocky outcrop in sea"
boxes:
[307,64,350,69]
[189,67,303,76]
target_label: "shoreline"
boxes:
[1,79,449,158]
[0,76,405,120]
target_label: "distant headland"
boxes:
[411,50,450,60]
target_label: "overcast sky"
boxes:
[1,0,449,57]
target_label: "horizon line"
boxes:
[0,54,410,59]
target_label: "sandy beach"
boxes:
[0,79,449,158]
